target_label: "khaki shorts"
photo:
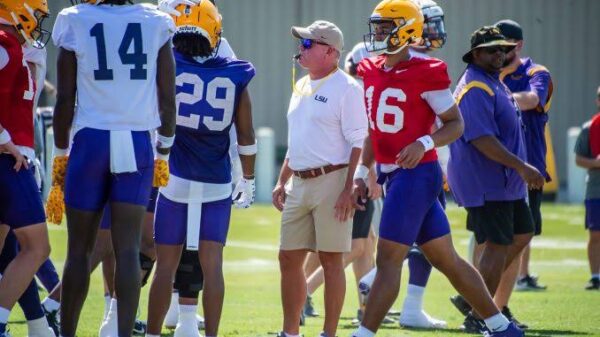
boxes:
[280,168,352,253]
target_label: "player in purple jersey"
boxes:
[145,2,257,337]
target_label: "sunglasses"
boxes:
[481,46,510,54]
[300,38,329,49]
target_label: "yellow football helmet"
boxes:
[0,0,50,47]
[365,0,424,55]
[173,0,222,50]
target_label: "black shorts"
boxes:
[528,188,543,235]
[466,199,535,245]
[352,199,374,239]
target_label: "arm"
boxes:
[53,47,77,151]
[575,154,600,169]
[471,135,545,189]
[396,104,464,169]
[512,91,540,111]
[155,41,177,155]
[234,88,256,179]
[272,157,293,211]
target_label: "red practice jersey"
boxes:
[357,55,451,165]
[0,31,35,149]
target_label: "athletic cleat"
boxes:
[387,309,401,317]
[484,322,524,337]
[399,310,447,329]
[174,321,202,337]
[461,313,488,334]
[164,294,179,329]
[450,295,472,317]
[501,306,528,330]
[303,295,319,317]
[515,274,547,291]
[585,277,600,290]
[133,319,147,335]
[196,314,205,329]
[43,307,59,337]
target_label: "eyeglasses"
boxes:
[481,46,509,54]
[300,38,329,50]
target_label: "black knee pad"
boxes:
[139,253,155,287]
[174,250,204,298]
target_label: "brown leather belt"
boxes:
[293,164,348,179]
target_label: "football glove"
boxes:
[157,0,201,16]
[46,156,68,224]
[153,158,170,187]
[232,178,255,209]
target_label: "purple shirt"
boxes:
[448,64,527,207]
[502,57,552,180]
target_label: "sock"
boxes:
[592,273,600,279]
[484,312,510,332]
[353,325,375,337]
[402,284,425,312]
[407,251,432,287]
[0,306,9,333]
[108,298,118,318]
[145,334,160,337]
[42,297,60,312]
[103,295,111,320]
[19,280,45,320]
[179,304,197,324]
[284,333,300,337]
[27,316,50,333]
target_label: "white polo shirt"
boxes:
[286,68,368,171]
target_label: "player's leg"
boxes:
[516,187,545,290]
[0,225,8,254]
[0,155,50,335]
[585,199,600,290]
[172,250,204,336]
[147,193,187,335]
[198,198,232,336]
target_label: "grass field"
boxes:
[7,203,600,337]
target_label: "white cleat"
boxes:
[98,316,118,337]
[196,314,205,330]
[26,327,56,337]
[174,321,202,337]
[399,310,447,329]
[164,295,179,329]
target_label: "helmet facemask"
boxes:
[364,17,416,55]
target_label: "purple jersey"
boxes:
[171,53,255,184]
[501,58,552,180]
[448,64,527,208]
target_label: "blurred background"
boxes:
[41,0,600,202]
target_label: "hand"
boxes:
[395,142,425,169]
[272,184,286,212]
[0,141,28,171]
[157,0,200,16]
[367,173,382,200]
[352,178,368,211]
[517,163,545,190]
[233,178,255,209]
[334,187,354,222]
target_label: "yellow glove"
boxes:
[46,155,68,224]
[153,158,170,187]
[443,174,450,192]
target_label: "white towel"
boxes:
[109,130,138,173]
[186,182,204,251]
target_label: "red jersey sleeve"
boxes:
[418,58,452,92]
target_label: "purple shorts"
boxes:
[379,161,450,246]
[64,128,154,211]
[154,194,231,246]
[0,154,46,228]
[585,199,600,231]
[100,187,160,230]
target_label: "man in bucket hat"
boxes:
[447,26,545,333]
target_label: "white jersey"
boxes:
[52,4,175,131]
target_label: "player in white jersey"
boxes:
[50,0,177,336]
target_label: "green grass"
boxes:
[7,203,600,337]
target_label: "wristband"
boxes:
[156,152,170,161]
[157,134,175,149]
[353,164,370,181]
[417,135,435,152]
[0,129,11,145]
[53,146,68,157]
[238,142,258,156]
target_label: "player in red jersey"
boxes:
[350,1,522,336]
[0,0,51,335]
